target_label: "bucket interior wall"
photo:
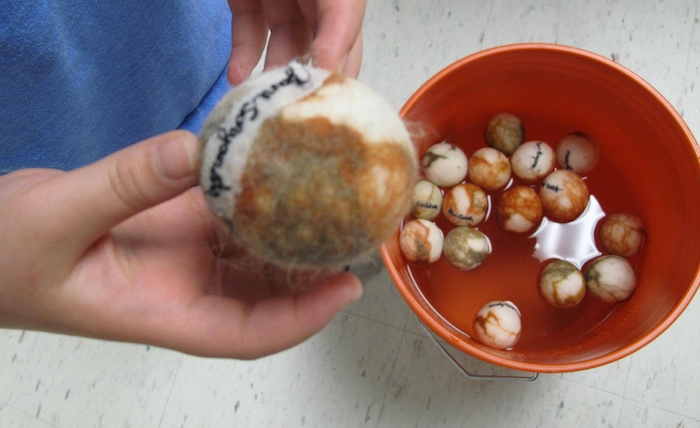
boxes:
[384,45,700,372]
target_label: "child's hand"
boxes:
[0,130,362,358]
[227,0,365,84]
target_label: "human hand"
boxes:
[0,131,362,359]
[226,0,366,85]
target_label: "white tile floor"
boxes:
[2,0,699,427]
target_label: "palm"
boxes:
[62,187,343,358]
[85,188,220,310]
[104,187,301,302]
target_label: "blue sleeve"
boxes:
[0,1,232,173]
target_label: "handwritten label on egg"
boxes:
[200,61,331,220]
[206,66,312,197]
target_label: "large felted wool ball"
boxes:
[199,61,418,268]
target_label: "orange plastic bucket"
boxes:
[381,43,700,373]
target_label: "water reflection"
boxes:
[530,196,605,268]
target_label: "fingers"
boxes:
[227,0,269,85]
[261,0,313,70]
[48,130,200,255]
[228,0,366,83]
[301,0,366,75]
[178,272,363,359]
[342,29,363,78]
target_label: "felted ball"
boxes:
[556,132,600,175]
[484,112,524,156]
[420,142,468,187]
[442,183,489,227]
[410,180,443,220]
[538,260,586,308]
[473,300,522,350]
[539,170,590,223]
[597,213,645,257]
[399,219,444,264]
[584,255,637,303]
[467,147,511,191]
[199,61,418,268]
[497,185,544,234]
[510,140,556,182]
[442,226,491,271]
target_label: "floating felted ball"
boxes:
[199,61,418,269]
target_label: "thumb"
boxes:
[55,130,200,250]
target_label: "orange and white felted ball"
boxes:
[199,61,418,268]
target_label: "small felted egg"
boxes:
[556,132,600,174]
[467,147,512,191]
[539,170,590,223]
[497,185,544,234]
[411,180,443,220]
[538,260,586,308]
[442,183,489,227]
[199,61,418,268]
[399,219,444,264]
[597,213,645,257]
[584,255,637,303]
[443,226,491,271]
[473,301,522,349]
[421,142,468,187]
[484,112,524,155]
[510,141,556,182]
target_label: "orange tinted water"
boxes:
[406,115,645,352]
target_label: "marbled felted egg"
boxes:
[199,61,418,268]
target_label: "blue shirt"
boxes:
[0,1,233,173]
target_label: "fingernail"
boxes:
[153,132,198,180]
[338,273,364,304]
[228,63,250,86]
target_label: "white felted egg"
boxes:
[584,255,637,303]
[556,132,600,174]
[399,219,444,264]
[473,300,522,349]
[538,260,586,308]
[199,61,418,268]
[411,180,443,220]
[510,140,556,182]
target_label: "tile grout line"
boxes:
[369,312,412,428]
[621,395,700,424]
[156,353,184,428]
[556,362,700,424]
[0,400,58,428]
[557,370,628,400]
[617,354,636,426]
[342,309,413,334]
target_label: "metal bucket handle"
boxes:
[418,318,539,381]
